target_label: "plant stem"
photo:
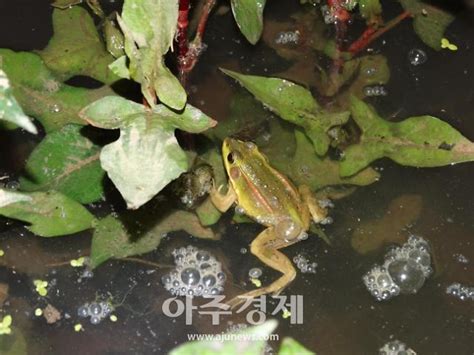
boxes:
[348,11,411,55]
[177,0,190,60]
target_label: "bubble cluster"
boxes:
[162,246,225,298]
[379,340,416,355]
[275,31,300,45]
[77,301,113,325]
[364,85,388,97]
[446,283,474,301]
[293,254,317,273]
[408,48,427,66]
[248,267,263,279]
[364,235,432,301]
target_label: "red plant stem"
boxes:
[348,11,411,55]
[193,0,216,46]
[177,0,190,60]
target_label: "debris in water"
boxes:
[43,304,61,324]
[364,235,432,301]
[162,246,225,297]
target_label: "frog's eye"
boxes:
[227,151,240,164]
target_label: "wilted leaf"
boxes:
[399,0,454,50]
[341,97,474,176]
[80,96,215,209]
[0,69,37,134]
[289,130,379,190]
[0,189,95,237]
[279,337,315,355]
[231,0,266,44]
[19,124,105,204]
[0,49,113,132]
[117,0,186,109]
[90,210,215,268]
[352,194,422,254]
[40,7,118,84]
[221,68,350,155]
[170,320,277,355]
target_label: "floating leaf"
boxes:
[19,124,105,204]
[117,0,186,109]
[0,49,113,132]
[231,0,266,44]
[221,69,350,155]
[39,7,118,84]
[279,337,315,355]
[90,210,215,268]
[0,69,37,134]
[170,319,277,355]
[289,130,379,190]
[33,279,48,297]
[340,97,474,176]
[0,326,26,355]
[441,37,458,51]
[0,315,12,335]
[0,189,95,237]
[80,96,215,209]
[399,0,454,50]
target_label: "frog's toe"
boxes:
[318,198,334,209]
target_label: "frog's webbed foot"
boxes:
[299,185,332,224]
[227,228,296,309]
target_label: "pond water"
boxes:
[0,0,473,354]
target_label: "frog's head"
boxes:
[222,137,264,180]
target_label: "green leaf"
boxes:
[0,327,27,355]
[80,96,216,209]
[278,337,315,355]
[39,7,118,84]
[340,96,474,176]
[117,0,186,109]
[51,0,82,9]
[231,0,266,44]
[399,0,454,50]
[0,189,94,237]
[19,124,105,204]
[104,19,125,59]
[90,211,215,268]
[221,68,350,155]
[0,49,113,132]
[359,0,382,24]
[289,130,379,190]
[170,320,278,355]
[0,69,37,134]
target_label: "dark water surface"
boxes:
[0,1,473,354]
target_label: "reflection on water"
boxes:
[1,0,474,354]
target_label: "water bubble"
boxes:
[77,306,89,318]
[408,48,427,66]
[89,303,102,316]
[379,340,416,355]
[90,316,101,325]
[249,267,262,278]
[446,283,474,301]
[196,252,210,262]
[181,268,201,286]
[202,275,216,287]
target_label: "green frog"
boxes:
[210,137,330,307]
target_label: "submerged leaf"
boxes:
[399,0,454,50]
[80,96,215,209]
[279,337,315,355]
[40,7,118,84]
[231,0,266,44]
[359,0,382,25]
[221,68,349,155]
[118,0,186,109]
[341,97,474,176]
[289,130,379,190]
[0,49,113,132]
[0,189,95,237]
[19,124,105,204]
[0,69,37,134]
[90,211,215,268]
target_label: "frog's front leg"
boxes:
[210,184,236,212]
[299,185,330,224]
[227,227,297,308]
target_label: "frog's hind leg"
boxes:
[227,228,297,308]
[299,185,329,224]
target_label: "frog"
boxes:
[210,137,331,307]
